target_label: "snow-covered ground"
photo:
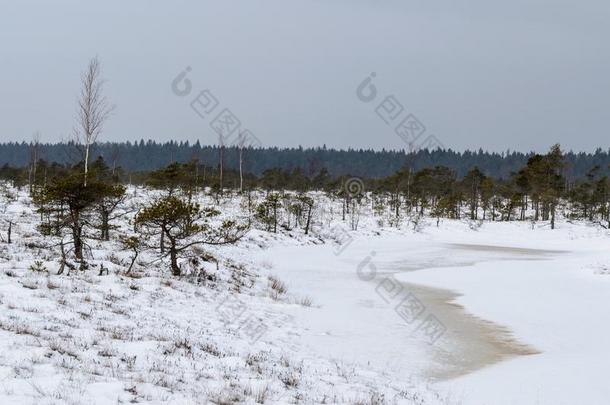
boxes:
[258,221,610,405]
[397,224,610,405]
[0,185,608,404]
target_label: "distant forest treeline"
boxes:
[0,141,609,180]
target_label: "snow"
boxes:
[0,184,609,404]
[395,225,610,405]
[257,221,610,404]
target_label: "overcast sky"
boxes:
[1,0,609,152]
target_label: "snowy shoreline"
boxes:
[391,226,610,405]
[259,219,610,404]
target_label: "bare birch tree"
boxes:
[74,56,114,187]
[238,133,244,193]
[218,135,224,194]
[28,131,41,193]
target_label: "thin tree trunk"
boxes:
[160,229,165,254]
[101,211,110,240]
[127,251,138,273]
[73,224,83,262]
[84,143,90,187]
[169,243,180,276]
[239,146,243,193]
[304,204,312,235]
[219,145,224,194]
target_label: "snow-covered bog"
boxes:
[0,185,445,404]
[0,184,608,404]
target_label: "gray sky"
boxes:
[1,0,609,152]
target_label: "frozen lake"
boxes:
[258,224,610,404]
